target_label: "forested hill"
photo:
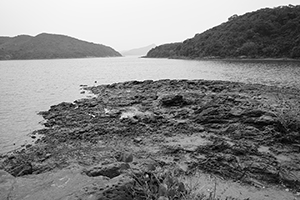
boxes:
[0,33,121,60]
[146,5,300,59]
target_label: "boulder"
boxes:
[159,94,188,107]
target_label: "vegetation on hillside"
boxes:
[146,5,300,59]
[0,36,11,46]
[0,33,121,60]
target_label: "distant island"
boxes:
[121,44,156,56]
[146,5,300,59]
[0,33,121,60]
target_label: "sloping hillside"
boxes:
[0,33,121,60]
[145,43,181,58]
[146,5,300,59]
[121,44,156,56]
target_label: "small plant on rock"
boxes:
[127,168,186,200]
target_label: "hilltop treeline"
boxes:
[146,5,300,59]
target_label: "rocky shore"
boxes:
[1,79,300,200]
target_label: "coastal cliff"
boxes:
[1,79,300,199]
[146,5,300,59]
[0,33,121,60]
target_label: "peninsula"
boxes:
[0,33,121,60]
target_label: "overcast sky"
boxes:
[0,0,298,51]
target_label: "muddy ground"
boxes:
[1,79,300,200]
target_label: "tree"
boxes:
[228,14,238,21]
[239,42,258,57]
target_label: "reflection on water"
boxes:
[0,57,299,153]
[219,60,300,88]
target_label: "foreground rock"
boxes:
[0,165,135,200]
[1,79,300,199]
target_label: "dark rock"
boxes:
[83,162,130,178]
[31,163,54,174]
[242,109,267,117]
[49,102,76,111]
[159,94,188,107]
[11,162,33,177]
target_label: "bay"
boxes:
[0,56,299,153]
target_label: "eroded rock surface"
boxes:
[1,79,300,199]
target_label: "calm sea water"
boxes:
[0,57,299,153]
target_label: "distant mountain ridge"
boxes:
[121,44,156,56]
[0,33,121,60]
[146,5,300,59]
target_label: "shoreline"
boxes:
[142,55,300,62]
[1,79,300,199]
[0,55,124,62]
